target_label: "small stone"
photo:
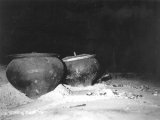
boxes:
[153,91,158,96]
[143,101,147,103]
[138,95,143,97]
[112,84,117,87]
[113,91,119,95]
[86,92,93,96]
[99,90,106,95]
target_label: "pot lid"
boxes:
[8,52,59,58]
[63,54,95,62]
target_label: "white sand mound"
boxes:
[0,83,33,110]
[38,84,72,102]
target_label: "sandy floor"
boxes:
[0,67,160,120]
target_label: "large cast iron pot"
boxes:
[6,53,64,98]
[62,54,100,86]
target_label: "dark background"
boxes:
[0,0,160,77]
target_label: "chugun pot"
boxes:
[6,53,64,98]
[62,54,100,86]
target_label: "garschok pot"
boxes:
[62,54,100,86]
[6,53,64,99]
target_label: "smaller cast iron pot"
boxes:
[6,53,64,99]
[62,54,100,86]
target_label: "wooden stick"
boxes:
[74,51,77,56]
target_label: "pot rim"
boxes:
[7,52,59,58]
[63,54,95,62]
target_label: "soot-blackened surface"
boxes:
[0,0,160,78]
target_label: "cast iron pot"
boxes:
[62,54,100,86]
[6,53,64,99]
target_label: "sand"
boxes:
[0,68,160,120]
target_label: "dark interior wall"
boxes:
[0,0,159,75]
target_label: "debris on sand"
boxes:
[86,92,93,96]
[152,91,159,96]
[118,91,143,99]
[127,93,143,99]
[96,89,115,96]
[139,85,150,91]
[86,88,115,97]
[112,84,124,87]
